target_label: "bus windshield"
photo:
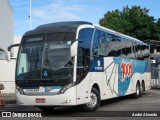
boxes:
[16,33,75,85]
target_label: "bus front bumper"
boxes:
[16,86,77,106]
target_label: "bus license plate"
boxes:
[36,98,46,103]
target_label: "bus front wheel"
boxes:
[81,87,100,112]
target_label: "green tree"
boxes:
[155,18,160,39]
[99,6,160,41]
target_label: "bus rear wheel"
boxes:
[142,82,145,93]
[81,87,100,112]
[132,82,142,98]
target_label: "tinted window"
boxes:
[141,45,149,60]
[121,39,126,57]
[92,30,119,58]
[78,28,93,48]
[92,29,149,60]
[116,37,126,58]
[126,40,133,58]
[77,28,93,82]
[92,30,106,58]
[133,42,138,59]
[105,33,117,57]
[137,44,141,58]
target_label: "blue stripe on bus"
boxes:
[113,57,147,96]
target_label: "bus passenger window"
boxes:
[133,42,137,59]
[137,44,141,59]
[106,35,117,57]
[98,32,106,56]
[116,40,122,57]
[141,45,149,60]
[134,43,142,60]
[92,30,99,58]
[116,38,128,58]
[126,40,133,59]
[92,30,106,58]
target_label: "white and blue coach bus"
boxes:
[13,21,151,111]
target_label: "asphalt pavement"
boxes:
[0,89,160,119]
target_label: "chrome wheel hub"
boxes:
[137,85,140,95]
[87,92,97,108]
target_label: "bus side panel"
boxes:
[113,58,150,96]
[140,62,151,91]
[76,73,103,105]
[76,58,107,105]
[140,73,151,90]
[88,57,104,101]
[101,57,118,100]
[129,59,151,94]
[89,72,103,99]
[76,74,90,105]
[76,57,151,104]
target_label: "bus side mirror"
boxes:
[0,50,9,61]
[71,41,78,57]
[7,44,20,62]
[5,51,11,61]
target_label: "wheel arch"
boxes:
[135,80,141,92]
[137,80,140,86]
[89,82,101,99]
[141,80,145,91]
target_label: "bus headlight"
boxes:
[58,83,75,94]
[16,85,25,95]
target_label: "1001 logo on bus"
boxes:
[121,60,132,81]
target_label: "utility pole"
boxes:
[29,0,32,30]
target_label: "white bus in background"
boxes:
[8,21,151,111]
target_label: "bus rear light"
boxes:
[35,98,46,103]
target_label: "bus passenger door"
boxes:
[76,48,90,104]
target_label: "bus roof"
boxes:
[24,21,147,46]
[24,21,92,35]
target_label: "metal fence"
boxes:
[151,63,160,88]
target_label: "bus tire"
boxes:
[132,82,142,98]
[142,81,145,93]
[81,87,100,112]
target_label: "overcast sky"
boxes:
[9,0,160,36]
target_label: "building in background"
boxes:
[0,0,15,94]
[0,0,13,50]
